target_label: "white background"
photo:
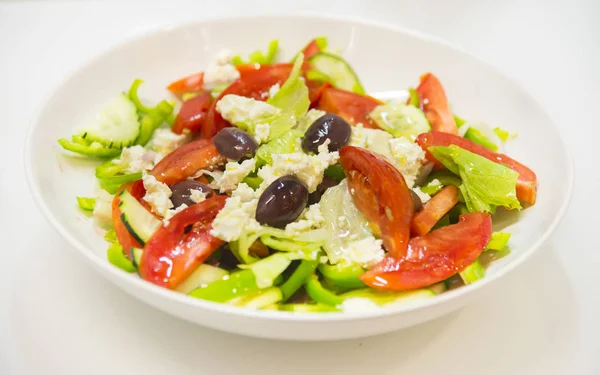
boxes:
[1,0,598,374]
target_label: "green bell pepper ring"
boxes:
[318,263,365,289]
[304,274,344,306]
[58,138,121,158]
[280,260,318,301]
[189,269,259,303]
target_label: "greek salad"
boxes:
[58,38,537,313]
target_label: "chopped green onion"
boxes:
[76,197,96,211]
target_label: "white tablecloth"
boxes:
[1,1,598,374]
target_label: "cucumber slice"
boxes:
[308,52,365,94]
[118,190,161,246]
[129,247,143,270]
[176,264,229,294]
[81,93,140,149]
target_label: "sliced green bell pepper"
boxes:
[280,260,318,301]
[318,263,365,289]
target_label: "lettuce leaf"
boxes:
[266,53,310,140]
[231,39,280,66]
[368,102,430,139]
[255,129,303,166]
[429,145,521,213]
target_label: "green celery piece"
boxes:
[368,102,430,139]
[190,269,259,302]
[408,88,420,107]
[255,129,303,166]
[107,243,136,273]
[58,138,121,158]
[278,303,339,313]
[459,259,486,284]
[464,127,499,152]
[323,164,346,182]
[104,229,117,244]
[454,114,467,128]
[266,53,310,140]
[280,259,318,301]
[304,274,345,306]
[486,232,511,250]
[318,263,365,289]
[429,145,521,213]
[76,197,96,211]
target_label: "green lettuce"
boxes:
[368,102,430,139]
[255,129,303,166]
[232,39,279,66]
[266,53,310,140]
[429,145,521,213]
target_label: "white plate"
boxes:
[25,15,572,341]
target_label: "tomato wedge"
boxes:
[416,73,458,134]
[316,88,383,128]
[361,212,492,290]
[139,195,226,289]
[171,91,213,135]
[416,131,538,204]
[339,146,413,259]
[112,181,146,259]
[411,185,459,236]
[150,139,226,185]
[307,80,331,106]
[301,39,323,59]
[167,72,204,98]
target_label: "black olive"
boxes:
[170,180,213,207]
[255,176,308,228]
[308,176,339,205]
[213,128,258,160]
[410,189,423,213]
[302,113,351,153]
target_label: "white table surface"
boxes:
[1,1,598,373]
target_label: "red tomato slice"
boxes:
[416,73,458,135]
[307,80,331,107]
[167,72,204,98]
[339,146,413,259]
[201,63,295,139]
[416,131,538,204]
[361,212,492,290]
[316,88,383,128]
[411,185,459,236]
[171,91,213,135]
[302,39,322,59]
[150,139,226,185]
[139,195,226,289]
[112,181,146,259]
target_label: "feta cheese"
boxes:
[216,94,280,126]
[231,182,257,202]
[210,197,260,241]
[305,203,325,226]
[202,49,240,90]
[189,189,207,203]
[254,123,270,144]
[285,220,314,237]
[269,148,339,193]
[150,128,189,156]
[163,203,188,226]
[412,186,431,204]
[349,125,394,161]
[112,145,156,173]
[217,158,256,192]
[142,172,173,217]
[339,236,385,268]
[388,137,426,188]
[268,83,280,98]
[284,203,326,236]
[297,109,326,131]
[93,190,114,227]
[340,298,381,313]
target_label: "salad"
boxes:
[58,38,537,313]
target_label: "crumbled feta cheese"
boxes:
[210,197,260,241]
[389,137,426,188]
[268,83,280,98]
[340,298,381,313]
[317,139,331,154]
[93,190,114,227]
[254,123,270,144]
[297,109,326,131]
[412,186,431,204]
[142,172,173,217]
[150,128,189,156]
[285,220,314,237]
[202,49,240,90]
[163,203,188,226]
[284,203,326,236]
[269,148,339,193]
[305,203,325,226]
[112,145,156,173]
[217,159,256,192]
[231,182,257,202]
[349,125,394,160]
[340,236,385,268]
[189,189,207,203]
[216,94,280,126]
